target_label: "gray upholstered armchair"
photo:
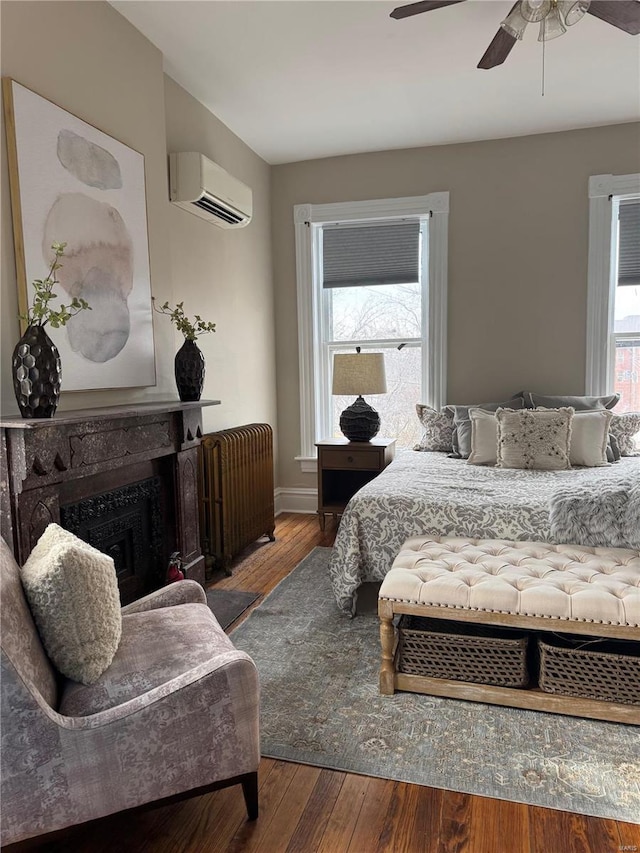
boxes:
[0,537,260,847]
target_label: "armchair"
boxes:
[0,537,260,847]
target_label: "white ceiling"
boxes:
[111,0,640,165]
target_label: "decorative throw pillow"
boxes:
[609,412,640,456]
[569,410,612,467]
[496,407,573,471]
[446,397,525,458]
[21,524,122,685]
[607,433,622,462]
[518,391,620,411]
[414,404,454,452]
[467,408,498,466]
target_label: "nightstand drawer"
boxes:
[321,449,380,470]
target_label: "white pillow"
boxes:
[496,407,573,470]
[468,408,498,466]
[21,524,122,684]
[569,410,612,467]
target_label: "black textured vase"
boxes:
[12,324,61,418]
[174,339,205,402]
[339,395,381,442]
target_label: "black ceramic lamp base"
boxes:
[339,395,381,442]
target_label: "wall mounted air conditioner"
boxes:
[169,152,252,229]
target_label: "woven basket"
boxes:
[397,615,529,688]
[538,635,640,706]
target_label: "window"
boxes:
[294,194,449,468]
[613,200,640,411]
[587,174,640,412]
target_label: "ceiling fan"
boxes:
[389,0,640,69]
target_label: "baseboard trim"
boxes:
[275,487,318,515]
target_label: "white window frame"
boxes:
[586,173,640,395]
[294,193,449,470]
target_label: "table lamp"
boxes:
[332,352,387,442]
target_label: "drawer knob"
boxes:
[347,455,354,463]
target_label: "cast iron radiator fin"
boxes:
[199,423,275,576]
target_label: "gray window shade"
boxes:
[322,221,420,288]
[618,200,640,286]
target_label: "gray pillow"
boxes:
[607,433,622,462]
[609,411,640,456]
[518,391,620,411]
[414,404,454,452]
[446,396,525,458]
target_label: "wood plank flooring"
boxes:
[13,513,639,853]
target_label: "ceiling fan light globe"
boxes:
[538,5,567,39]
[500,5,529,39]
[520,0,551,23]
[558,0,591,26]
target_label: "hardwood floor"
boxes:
[13,513,639,853]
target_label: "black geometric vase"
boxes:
[174,339,205,402]
[12,324,62,418]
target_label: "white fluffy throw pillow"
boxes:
[21,524,122,684]
[496,407,573,470]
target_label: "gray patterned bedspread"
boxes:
[329,451,640,614]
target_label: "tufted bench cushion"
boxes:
[379,537,640,628]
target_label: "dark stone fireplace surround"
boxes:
[0,401,219,604]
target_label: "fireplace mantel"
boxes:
[1,400,220,596]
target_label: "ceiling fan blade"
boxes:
[390,0,466,21]
[477,26,517,69]
[587,0,640,35]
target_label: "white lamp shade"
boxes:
[558,0,590,25]
[332,353,387,396]
[520,0,551,23]
[500,4,529,38]
[538,5,567,39]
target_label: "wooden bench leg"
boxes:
[379,599,396,695]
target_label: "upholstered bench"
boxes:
[378,536,640,724]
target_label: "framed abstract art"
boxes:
[2,78,156,391]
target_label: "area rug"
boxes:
[206,588,260,630]
[230,547,640,823]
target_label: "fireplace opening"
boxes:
[61,476,165,605]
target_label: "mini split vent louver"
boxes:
[169,152,252,229]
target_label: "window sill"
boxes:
[295,456,318,474]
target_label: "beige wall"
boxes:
[163,77,276,437]
[0,1,276,452]
[272,123,640,490]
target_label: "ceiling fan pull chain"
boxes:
[541,34,546,96]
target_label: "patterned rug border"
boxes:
[231,547,640,823]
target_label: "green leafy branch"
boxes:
[152,298,216,341]
[22,242,91,328]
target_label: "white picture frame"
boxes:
[3,78,156,391]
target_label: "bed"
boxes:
[329,451,640,614]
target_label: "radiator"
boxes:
[199,423,275,575]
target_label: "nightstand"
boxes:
[315,437,396,530]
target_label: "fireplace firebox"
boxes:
[60,476,164,604]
